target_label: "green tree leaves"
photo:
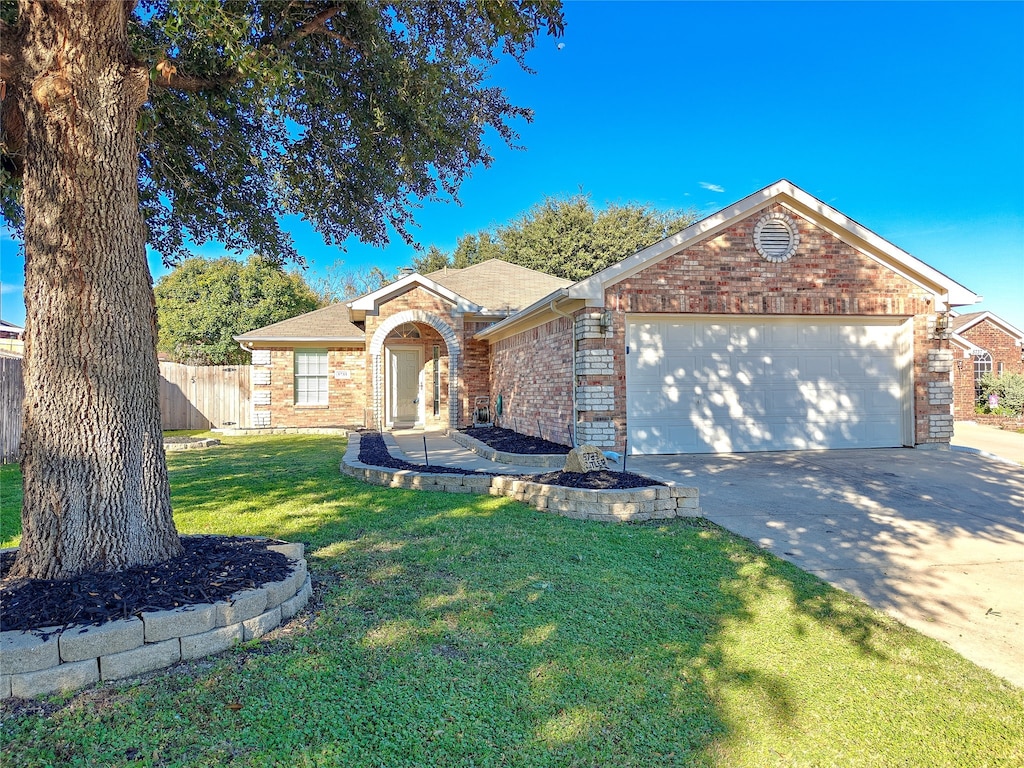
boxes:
[155,256,320,364]
[3,1,565,264]
[414,194,697,280]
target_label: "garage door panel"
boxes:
[627,317,907,454]
[630,422,702,454]
[770,324,801,347]
[665,322,697,348]
[800,355,834,377]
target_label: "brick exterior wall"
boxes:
[952,320,1024,419]
[490,315,574,447]
[577,203,948,449]
[251,347,366,428]
[361,286,493,429]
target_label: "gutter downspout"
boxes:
[549,298,577,448]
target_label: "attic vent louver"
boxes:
[754,213,799,263]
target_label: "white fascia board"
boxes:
[952,311,1024,342]
[233,335,365,344]
[950,333,991,357]
[949,333,972,352]
[347,273,481,314]
[776,185,980,308]
[474,288,569,340]
[570,179,980,309]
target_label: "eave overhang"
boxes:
[348,273,483,316]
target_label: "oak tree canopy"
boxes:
[0,0,564,579]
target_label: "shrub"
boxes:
[976,371,1024,416]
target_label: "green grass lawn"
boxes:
[2,434,1022,767]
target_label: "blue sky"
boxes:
[2,1,1022,330]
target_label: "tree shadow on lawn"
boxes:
[7,435,1019,766]
[169,436,1020,765]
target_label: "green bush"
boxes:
[976,371,1024,416]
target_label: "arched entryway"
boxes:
[368,310,461,429]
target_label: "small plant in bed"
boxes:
[358,431,658,489]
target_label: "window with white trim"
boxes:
[974,350,992,381]
[973,350,992,400]
[295,349,329,405]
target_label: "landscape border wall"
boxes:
[0,542,310,700]
[447,428,567,468]
[341,432,700,522]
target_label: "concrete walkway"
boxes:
[953,421,1024,466]
[386,429,544,474]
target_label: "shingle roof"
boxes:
[425,259,572,314]
[950,312,985,333]
[235,303,364,342]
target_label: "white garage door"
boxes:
[626,316,911,455]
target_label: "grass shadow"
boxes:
[2,434,1022,767]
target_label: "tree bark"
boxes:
[10,1,182,580]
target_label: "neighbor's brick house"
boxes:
[948,312,1024,419]
[237,180,983,455]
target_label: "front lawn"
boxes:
[2,434,1022,767]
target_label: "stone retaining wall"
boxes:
[448,429,567,468]
[163,438,221,451]
[0,542,310,700]
[342,433,700,522]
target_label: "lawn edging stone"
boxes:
[0,544,310,700]
[342,431,701,522]
[447,429,567,468]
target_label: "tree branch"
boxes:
[149,60,239,93]
[149,4,356,94]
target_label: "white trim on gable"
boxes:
[951,311,1024,344]
[570,180,980,311]
[348,273,482,315]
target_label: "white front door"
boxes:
[389,348,422,426]
[626,315,912,454]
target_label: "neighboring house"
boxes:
[237,180,981,455]
[948,311,1024,419]
[0,319,25,356]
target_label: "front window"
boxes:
[974,350,992,400]
[295,349,328,405]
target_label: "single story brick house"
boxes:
[237,180,981,454]
[948,311,1024,419]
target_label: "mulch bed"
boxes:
[0,536,293,633]
[461,426,571,455]
[358,430,481,476]
[358,430,660,489]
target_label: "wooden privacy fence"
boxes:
[159,362,251,431]
[1,356,24,464]
[0,361,251,463]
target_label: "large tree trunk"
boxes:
[10,2,182,580]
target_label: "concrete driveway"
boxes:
[628,448,1024,688]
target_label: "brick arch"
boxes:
[368,310,461,357]
[368,310,461,429]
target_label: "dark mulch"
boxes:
[358,429,481,475]
[358,431,661,489]
[461,426,571,455]
[0,536,293,633]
